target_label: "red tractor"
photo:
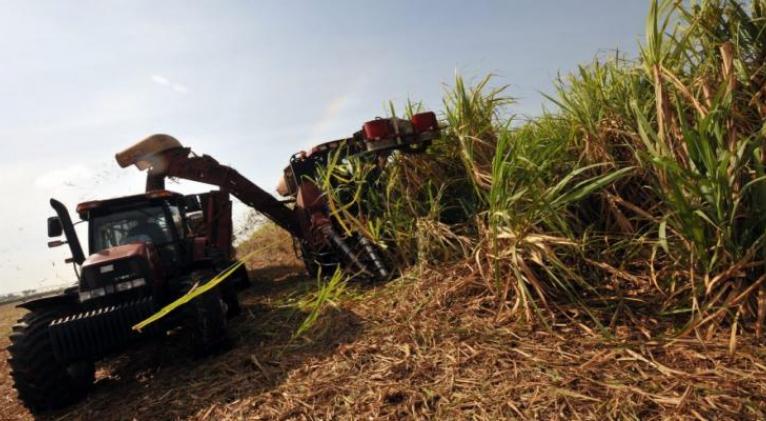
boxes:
[7,112,439,412]
[10,189,248,411]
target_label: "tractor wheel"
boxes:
[183,273,230,356]
[221,281,242,319]
[8,307,94,413]
[299,243,320,279]
[221,264,247,318]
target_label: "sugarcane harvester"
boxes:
[276,112,439,280]
[117,110,440,281]
[7,111,438,413]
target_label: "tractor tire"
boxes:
[221,264,247,318]
[221,282,242,319]
[8,307,94,413]
[183,273,230,356]
[300,243,321,279]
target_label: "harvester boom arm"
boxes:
[116,135,300,236]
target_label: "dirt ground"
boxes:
[0,302,26,420]
[1,228,765,420]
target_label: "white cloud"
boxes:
[34,164,93,189]
[151,74,170,86]
[151,74,189,94]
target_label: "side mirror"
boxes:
[47,216,63,237]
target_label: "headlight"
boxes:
[79,277,147,301]
[79,287,105,301]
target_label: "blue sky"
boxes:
[0,1,648,294]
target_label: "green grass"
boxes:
[293,268,349,339]
[314,0,766,341]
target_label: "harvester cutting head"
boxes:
[277,111,439,197]
[276,111,440,281]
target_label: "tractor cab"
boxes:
[74,191,187,305]
[47,189,235,306]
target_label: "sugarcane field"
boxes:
[1,1,765,420]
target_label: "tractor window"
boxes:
[90,207,173,253]
[168,206,184,236]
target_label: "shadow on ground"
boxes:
[38,264,363,421]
